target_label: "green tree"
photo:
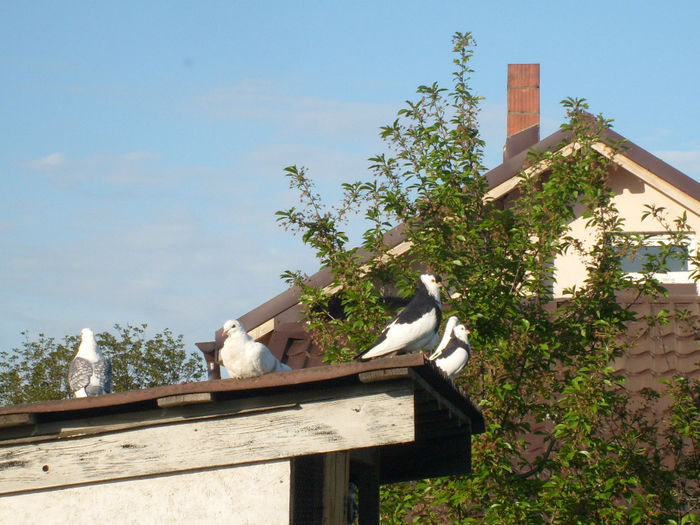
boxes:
[0,324,205,405]
[277,32,699,523]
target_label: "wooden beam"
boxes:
[0,398,299,446]
[358,367,409,383]
[485,143,579,201]
[156,392,214,408]
[0,381,415,495]
[0,460,293,524]
[322,242,414,296]
[0,414,35,429]
[323,452,349,525]
[249,318,276,341]
[409,369,469,428]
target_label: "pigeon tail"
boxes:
[429,316,459,360]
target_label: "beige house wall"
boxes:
[552,164,700,297]
[0,460,291,525]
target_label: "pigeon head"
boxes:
[453,324,470,344]
[420,273,442,299]
[224,319,246,336]
[77,327,100,359]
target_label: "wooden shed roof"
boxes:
[0,354,484,485]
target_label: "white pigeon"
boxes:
[68,328,112,397]
[219,319,292,379]
[428,320,471,379]
[356,273,443,361]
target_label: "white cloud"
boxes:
[653,150,700,179]
[21,151,168,186]
[24,152,66,169]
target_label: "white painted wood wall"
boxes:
[0,461,291,525]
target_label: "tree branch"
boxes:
[512,437,557,479]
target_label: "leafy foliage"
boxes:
[277,32,700,522]
[0,324,205,405]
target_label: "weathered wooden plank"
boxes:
[409,369,469,428]
[3,382,406,446]
[0,414,35,429]
[0,381,414,495]
[156,392,214,408]
[358,368,409,383]
[0,398,300,446]
[323,452,349,525]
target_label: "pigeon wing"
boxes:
[356,280,442,361]
[436,337,467,360]
[434,336,471,378]
[68,357,93,392]
[448,349,470,377]
[358,307,440,360]
[256,342,291,374]
[435,345,470,377]
[93,358,112,394]
[392,293,440,325]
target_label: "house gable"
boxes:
[208,125,700,351]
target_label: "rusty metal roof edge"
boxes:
[0,354,430,417]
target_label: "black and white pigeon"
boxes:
[219,319,292,379]
[428,317,471,378]
[68,328,112,397]
[356,273,443,361]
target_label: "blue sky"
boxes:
[1,1,699,357]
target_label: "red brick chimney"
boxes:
[504,64,540,160]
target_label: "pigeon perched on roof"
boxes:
[428,319,471,378]
[219,319,292,379]
[356,273,443,361]
[68,328,112,397]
